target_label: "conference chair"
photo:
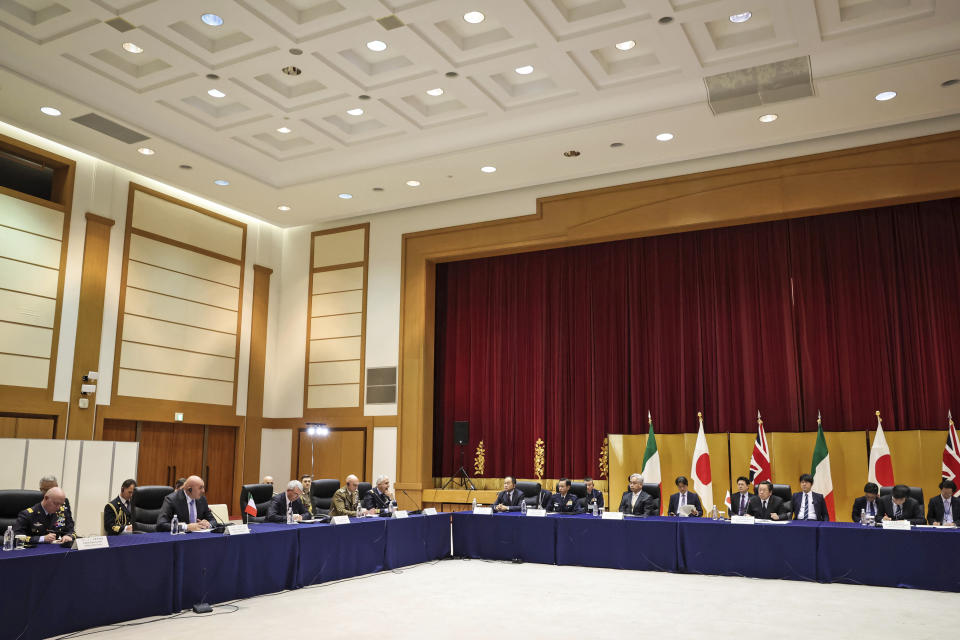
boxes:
[132,485,174,532]
[0,489,43,532]
[515,481,542,507]
[310,479,340,515]
[641,483,661,513]
[538,489,552,508]
[240,483,274,523]
[568,482,588,500]
[357,482,372,499]
[772,484,794,515]
[879,486,924,505]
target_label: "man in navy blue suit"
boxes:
[667,476,703,517]
[791,473,828,521]
[493,476,526,512]
[927,479,960,525]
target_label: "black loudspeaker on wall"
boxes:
[453,420,469,445]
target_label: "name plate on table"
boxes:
[730,515,756,525]
[224,524,250,536]
[423,508,437,516]
[881,520,911,530]
[331,515,351,525]
[601,511,624,521]
[525,509,547,518]
[473,506,493,515]
[76,536,109,550]
[392,510,409,519]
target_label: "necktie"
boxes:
[867,501,873,516]
[894,503,902,519]
[944,499,952,522]
[188,498,197,523]
[739,494,746,516]
[762,500,768,513]
[681,493,686,507]
[802,494,809,519]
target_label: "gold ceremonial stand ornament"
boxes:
[598,437,609,479]
[534,438,545,480]
[474,441,486,476]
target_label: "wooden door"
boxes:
[172,423,204,482]
[137,422,203,487]
[204,426,235,510]
[0,417,56,438]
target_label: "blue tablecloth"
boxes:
[555,515,679,572]
[297,517,387,586]
[452,511,556,564]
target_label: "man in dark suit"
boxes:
[267,480,312,522]
[667,475,703,517]
[362,475,397,513]
[731,476,753,517]
[927,479,960,525]
[877,484,925,525]
[156,475,215,532]
[493,476,526,512]
[104,478,136,535]
[619,473,656,517]
[747,481,789,520]
[15,486,74,545]
[581,477,604,510]
[546,478,581,513]
[851,482,881,522]
[791,473,829,521]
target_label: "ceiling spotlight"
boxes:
[942,79,959,87]
[426,87,444,96]
[366,40,387,52]
[406,180,421,187]
[874,90,897,101]
[338,193,353,199]
[758,113,778,123]
[346,107,364,116]
[445,71,459,78]
[463,11,485,24]
[206,73,219,80]
[179,164,192,170]
[615,40,636,51]
[610,142,624,148]
[122,42,143,54]
[563,150,581,157]
[656,132,674,141]
[277,205,291,211]
[481,166,496,173]
[277,126,292,133]
[729,11,752,23]
[281,65,302,76]
[201,13,223,27]
[372,187,384,191]
[137,147,155,155]
[515,65,534,75]
[289,48,303,56]
[207,88,226,98]
[40,106,61,116]
[214,179,230,186]
[658,16,674,24]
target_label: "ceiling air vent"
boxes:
[105,17,136,32]
[376,14,404,30]
[71,113,149,144]
[704,56,814,115]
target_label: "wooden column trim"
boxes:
[241,263,272,484]
[71,212,113,439]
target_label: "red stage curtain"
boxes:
[433,197,960,478]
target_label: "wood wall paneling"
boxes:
[242,265,272,485]
[204,425,236,511]
[296,427,366,481]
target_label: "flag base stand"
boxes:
[192,603,213,614]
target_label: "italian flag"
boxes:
[642,412,662,515]
[811,416,835,521]
[244,492,257,516]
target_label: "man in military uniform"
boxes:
[546,478,582,513]
[329,474,372,517]
[300,474,314,517]
[15,486,75,545]
[104,478,136,535]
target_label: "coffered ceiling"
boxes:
[0,0,958,226]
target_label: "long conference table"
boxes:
[2,512,959,639]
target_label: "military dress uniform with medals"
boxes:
[546,491,582,513]
[329,487,360,517]
[104,496,132,535]
[15,501,76,543]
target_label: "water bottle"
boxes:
[860,510,867,526]
[472,498,477,511]
[711,505,719,520]
[390,501,396,515]
[170,514,179,536]
[286,504,293,524]
[521,500,527,515]
[3,526,13,551]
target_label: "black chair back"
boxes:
[879,486,924,505]
[132,485,174,532]
[568,482,587,499]
[516,481,541,507]
[311,479,340,515]
[240,483,274,523]
[641,483,660,502]
[357,482,372,500]
[0,489,43,532]
[539,489,552,508]
[771,484,793,512]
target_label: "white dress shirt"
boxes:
[942,497,954,524]
[799,491,817,520]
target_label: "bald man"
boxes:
[329,474,372,517]
[15,487,75,545]
[156,475,216,532]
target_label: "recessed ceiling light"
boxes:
[406,180,421,187]
[658,16,674,24]
[463,11,485,24]
[281,66,301,76]
[366,40,387,52]
[875,90,897,101]
[338,193,353,199]
[277,126,292,134]
[426,87,444,97]
[277,205,291,211]
[610,142,624,148]
[179,164,192,170]
[137,147,155,155]
[122,42,143,54]
[445,71,459,78]
[942,78,959,87]
[346,107,364,116]
[729,11,752,23]
[214,179,230,186]
[201,13,223,27]
[205,73,219,80]
[656,132,674,141]
[289,48,303,56]
[615,40,636,51]
[758,113,778,123]
[207,88,226,98]
[481,166,496,173]
[515,65,534,75]
[40,106,61,116]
